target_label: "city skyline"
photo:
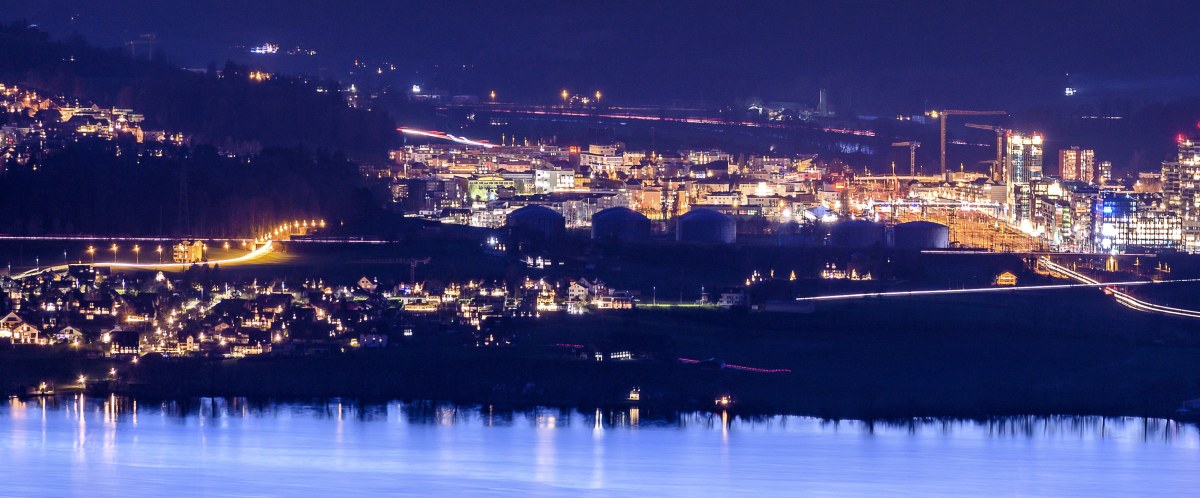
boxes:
[2,3,1200,496]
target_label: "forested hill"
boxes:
[0,23,395,154]
[0,142,380,237]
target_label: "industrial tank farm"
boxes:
[506,205,565,241]
[831,220,885,248]
[676,208,736,244]
[892,221,951,249]
[592,207,652,242]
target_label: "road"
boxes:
[1038,257,1200,319]
[13,240,276,280]
[793,277,1200,303]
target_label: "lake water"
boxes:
[2,396,1198,497]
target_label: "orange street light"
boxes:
[156,245,163,263]
[87,246,95,264]
[133,245,140,264]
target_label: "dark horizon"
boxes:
[4,0,1200,112]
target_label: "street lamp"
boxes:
[156,245,163,263]
[87,246,95,264]
[133,245,140,264]
[110,244,118,262]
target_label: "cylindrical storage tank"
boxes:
[676,208,736,244]
[506,204,565,241]
[831,220,885,248]
[892,221,950,249]
[592,207,651,242]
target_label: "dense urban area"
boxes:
[3,20,1200,420]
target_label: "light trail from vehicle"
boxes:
[677,357,791,373]
[487,108,877,137]
[794,276,1200,303]
[1039,258,1200,319]
[12,240,276,280]
[398,127,497,148]
[0,235,254,242]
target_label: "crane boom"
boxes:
[927,109,1007,180]
[891,141,921,177]
[964,123,1012,182]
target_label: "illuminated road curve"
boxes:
[398,127,496,148]
[794,276,1200,305]
[0,235,254,242]
[1039,258,1200,319]
[13,240,275,280]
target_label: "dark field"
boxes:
[9,286,1200,420]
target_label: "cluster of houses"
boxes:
[1,83,187,172]
[0,261,648,359]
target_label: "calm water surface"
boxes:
[1,396,1198,497]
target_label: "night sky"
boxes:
[4,1,1199,112]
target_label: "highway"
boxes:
[398,127,497,148]
[794,259,1200,320]
[486,107,877,137]
[1038,257,1200,319]
[794,277,1200,302]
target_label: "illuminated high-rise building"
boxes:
[1005,132,1044,223]
[1058,146,1095,183]
[1161,135,1200,252]
[1098,161,1114,185]
[1093,192,1181,253]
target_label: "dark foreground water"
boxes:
[2,396,1198,497]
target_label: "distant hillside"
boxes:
[0,23,395,153]
[0,141,381,237]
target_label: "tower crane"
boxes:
[400,257,431,283]
[925,109,1007,181]
[891,141,921,177]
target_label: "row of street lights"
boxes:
[21,238,252,270]
[84,244,164,264]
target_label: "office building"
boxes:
[1092,192,1181,253]
[1005,132,1044,223]
[1161,136,1200,252]
[1058,146,1095,183]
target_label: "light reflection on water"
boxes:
[2,395,1199,496]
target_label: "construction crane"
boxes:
[400,257,431,283]
[925,109,1007,180]
[891,141,921,177]
[964,123,1012,182]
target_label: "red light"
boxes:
[1179,134,1188,143]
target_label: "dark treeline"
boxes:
[0,23,395,153]
[0,141,379,237]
